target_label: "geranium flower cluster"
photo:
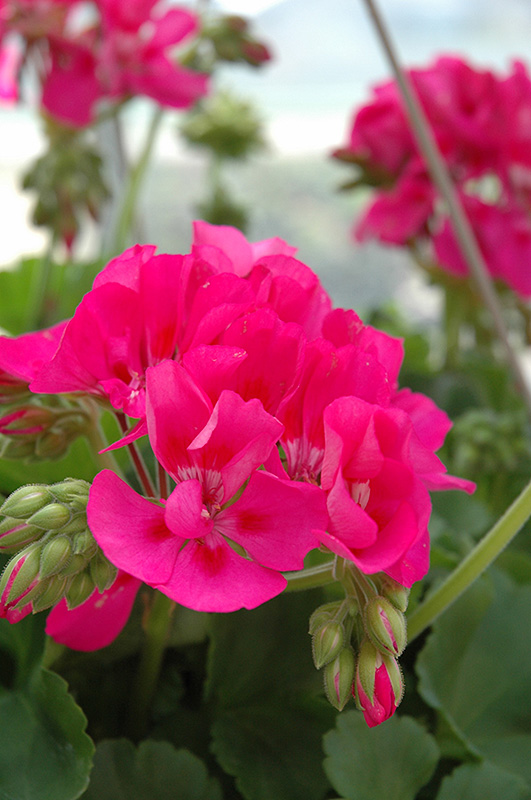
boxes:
[0,222,474,723]
[0,0,209,125]
[334,56,531,298]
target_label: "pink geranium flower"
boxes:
[87,360,326,611]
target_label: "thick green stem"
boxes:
[128,590,174,740]
[284,560,337,591]
[407,476,531,641]
[112,107,163,254]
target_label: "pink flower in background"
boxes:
[0,39,22,103]
[335,56,531,299]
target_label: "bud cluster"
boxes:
[0,401,89,461]
[309,567,409,725]
[0,480,117,619]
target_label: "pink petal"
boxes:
[326,474,379,549]
[0,322,67,383]
[181,344,247,405]
[149,8,199,49]
[88,470,180,585]
[215,470,324,570]
[45,572,141,651]
[155,530,287,612]
[93,244,157,291]
[146,360,212,479]
[192,221,255,277]
[188,390,283,503]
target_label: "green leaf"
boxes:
[207,591,335,800]
[0,606,46,688]
[322,712,439,800]
[0,669,94,800]
[417,571,531,788]
[81,739,221,800]
[436,762,530,800]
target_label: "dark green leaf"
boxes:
[436,761,530,800]
[417,571,531,788]
[323,712,439,800]
[81,739,221,800]
[0,669,94,800]
[207,591,335,800]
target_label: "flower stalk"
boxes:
[407,474,531,640]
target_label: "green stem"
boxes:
[112,107,163,254]
[128,590,175,740]
[361,0,531,418]
[284,560,337,591]
[407,475,531,641]
[83,401,125,476]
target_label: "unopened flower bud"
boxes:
[364,595,407,657]
[308,601,342,635]
[0,544,42,608]
[28,502,71,530]
[60,513,89,537]
[51,479,89,510]
[60,553,88,577]
[0,406,55,438]
[65,571,95,609]
[31,576,70,613]
[0,519,44,552]
[354,639,404,728]
[379,576,410,613]
[71,528,98,559]
[89,551,118,592]
[323,646,356,711]
[0,437,36,459]
[34,429,69,459]
[312,621,345,669]
[39,535,73,579]
[0,485,54,519]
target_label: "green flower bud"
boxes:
[354,638,379,705]
[0,485,54,519]
[28,502,71,530]
[39,535,73,579]
[2,544,42,604]
[0,436,39,459]
[51,479,90,510]
[379,576,410,613]
[60,513,89,536]
[308,601,342,635]
[0,519,44,552]
[31,576,69,613]
[89,551,118,592]
[60,553,89,577]
[312,621,345,669]
[323,647,356,711]
[364,595,407,657]
[34,430,69,460]
[65,572,96,609]
[72,528,98,559]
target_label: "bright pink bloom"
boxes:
[30,245,256,416]
[97,3,208,110]
[320,396,434,585]
[433,195,531,298]
[41,34,101,126]
[45,571,141,651]
[87,360,326,612]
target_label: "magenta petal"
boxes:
[215,470,324,570]
[350,501,421,575]
[164,480,214,540]
[156,531,287,612]
[45,572,141,651]
[93,244,157,291]
[149,8,198,49]
[182,344,247,405]
[385,527,430,587]
[88,470,179,585]
[192,220,254,276]
[188,390,283,503]
[146,360,212,478]
[326,474,378,549]
[0,322,67,383]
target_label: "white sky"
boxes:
[215,0,282,15]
